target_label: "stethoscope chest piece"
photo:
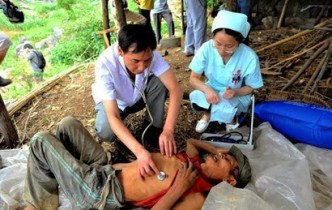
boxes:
[157,171,166,181]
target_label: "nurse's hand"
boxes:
[223,87,236,99]
[205,88,220,104]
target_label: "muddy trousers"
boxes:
[24,116,124,210]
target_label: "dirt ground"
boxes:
[2,27,331,154]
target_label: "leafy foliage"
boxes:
[1,0,106,100]
[1,0,190,100]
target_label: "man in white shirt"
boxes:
[92,24,183,178]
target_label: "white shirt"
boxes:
[92,43,170,111]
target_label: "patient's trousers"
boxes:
[24,116,124,210]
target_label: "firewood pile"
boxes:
[254,19,332,108]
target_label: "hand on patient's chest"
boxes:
[118,154,183,201]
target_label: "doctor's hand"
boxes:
[205,88,220,104]
[159,130,177,157]
[136,149,159,178]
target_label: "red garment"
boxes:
[131,153,213,208]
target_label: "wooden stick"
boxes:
[300,26,332,32]
[302,51,327,93]
[310,40,332,94]
[22,98,41,143]
[312,0,330,26]
[281,41,329,91]
[261,40,326,72]
[256,19,329,53]
[277,0,289,28]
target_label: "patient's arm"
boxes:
[172,192,206,210]
[151,160,198,210]
[186,138,228,157]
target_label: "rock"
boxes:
[262,16,275,29]
[159,36,181,49]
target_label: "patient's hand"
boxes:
[151,160,198,210]
[171,160,198,195]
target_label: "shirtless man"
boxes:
[24,116,251,210]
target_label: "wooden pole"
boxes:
[101,0,110,48]
[256,20,329,53]
[0,94,19,148]
[181,0,185,36]
[281,41,329,91]
[302,50,327,93]
[277,0,289,28]
[261,40,326,72]
[312,0,330,26]
[310,40,332,94]
[114,0,126,29]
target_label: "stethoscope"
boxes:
[121,52,168,181]
[120,53,154,147]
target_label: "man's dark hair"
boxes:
[23,43,33,49]
[213,28,244,43]
[118,24,157,53]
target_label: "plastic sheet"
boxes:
[0,123,331,209]
[296,144,332,210]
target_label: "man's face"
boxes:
[201,153,238,182]
[119,46,153,75]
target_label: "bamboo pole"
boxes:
[310,40,332,94]
[302,51,327,93]
[277,0,289,28]
[312,0,330,26]
[261,40,326,72]
[281,41,329,91]
[256,20,329,53]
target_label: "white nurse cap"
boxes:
[212,10,251,38]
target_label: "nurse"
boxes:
[189,10,263,133]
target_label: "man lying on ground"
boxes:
[24,116,251,210]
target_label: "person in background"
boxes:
[183,0,207,57]
[135,0,154,32]
[0,32,12,87]
[23,116,251,210]
[15,36,31,57]
[92,24,183,178]
[189,10,263,133]
[237,0,252,45]
[23,44,44,82]
[151,0,174,45]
